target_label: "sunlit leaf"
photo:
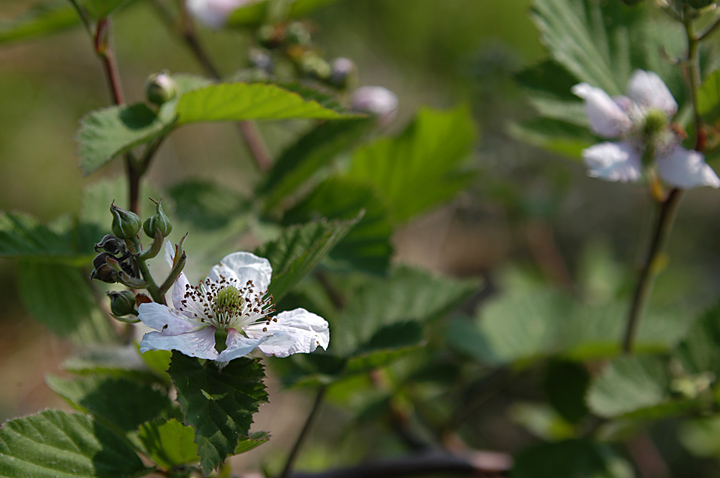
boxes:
[0,410,150,478]
[348,106,476,223]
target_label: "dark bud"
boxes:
[108,290,138,317]
[143,198,173,239]
[110,201,141,240]
[91,252,120,283]
[257,24,284,49]
[286,22,311,46]
[94,234,127,256]
[145,72,178,106]
[328,57,356,89]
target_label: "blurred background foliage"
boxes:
[2,0,720,476]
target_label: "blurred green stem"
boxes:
[279,386,327,478]
[621,188,683,353]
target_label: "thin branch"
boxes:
[621,188,683,353]
[279,386,327,478]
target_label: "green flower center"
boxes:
[642,109,668,138]
[214,286,243,312]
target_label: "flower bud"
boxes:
[257,24,283,49]
[286,22,311,46]
[351,86,398,126]
[94,234,127,256]
[145,72,179,106]
[91,252,120,283]
[328,57,356,89]
[300,53,331,81]
[249,48,274,73]
[110,202,141,240]
[107,290,138,317]
[143,198,173,239]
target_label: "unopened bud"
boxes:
[351,86,398,126]
[143,198,173,239]
[300,53,331,81]
[257,24,283,49]
[145,72,178,106]
[249,48,274,73]
[108,290,137,317]
[91,252,120,283]
[110,202,141,240]
[286,22,311,46]
[94,234,127,255]
[328,57,356,89]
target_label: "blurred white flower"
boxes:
[186,0,260,28]
[138,244,329,362]
[351,86,398,126]
[572,70,719,189]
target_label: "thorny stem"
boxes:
[152,0,273,172]
[622,7,704,354]
[279,386,327,478]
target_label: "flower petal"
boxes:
[138,302,197,334]
[186,0,258,29]
[582,141,642,183]
[627,70,677,117]
[216,329,268,362]
[209,252,272,293]
[656,146,720,189]
[572,83,632,138]
[139,328,219,360]
[246,308,330,358]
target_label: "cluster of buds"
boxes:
[251,21,358,91]
[91,200,179,320]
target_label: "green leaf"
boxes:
[698,69,720,124]
[459,287,689,366]
[507,118,594,159]
[133,418,199,469]
[283,177,394,275]
[347,106,476,223]
[514,439,634,478]
[17,261,116,343]
[515,60,587,125]
[168,353,268,475]
[260,119,374,209]
[227,0,338,27]
[234,431,270,454]
[587,355,683,419]
[0,410,150,478]
[676,300,720,375]
[0,212,82,262]
[76,102,176,176]
[46,375,177,433]
[532,0,639,96]
[332,266,479,355]
[255,216,360,301]
[176,83,357,124]
[0,1,79,45]
[62,346,166,383]
[544,360,590,423]
[169,180,248,231]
